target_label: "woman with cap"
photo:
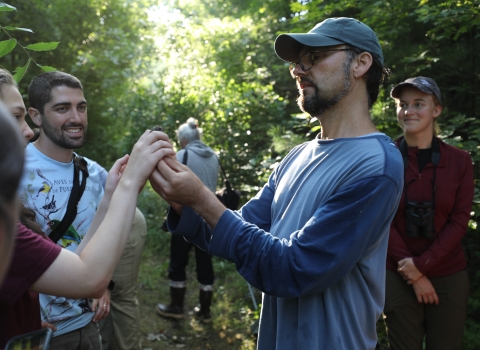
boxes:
[384,76,474,349]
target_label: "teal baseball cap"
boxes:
[274,17,384,65]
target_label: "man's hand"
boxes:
[398,257,423,284]
[150,156,226,228]
[412,276,439,305]
[91,289,110,322]
[149,156,205,207]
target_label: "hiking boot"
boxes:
[193,290,212,323]
[194,306,212,323]
[156,286,186,320]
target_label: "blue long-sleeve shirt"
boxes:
[168,133,403,349]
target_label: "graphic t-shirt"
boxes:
[18,143,104,336]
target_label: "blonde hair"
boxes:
[0,69,18,99]
[432,95,441,137]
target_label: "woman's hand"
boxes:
[41,321,57,332]
[121,129,176,193]
[103,154,129,201]
[398,257,423,284]
[412,276,439,305]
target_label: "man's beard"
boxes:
[297,59,352,117]
[41,114,87,149]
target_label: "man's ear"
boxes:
[28,107,42,127]
[352,52,373,79]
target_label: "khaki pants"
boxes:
[99,208,147,350]
[384,269,469,350]
[50,322,101,350]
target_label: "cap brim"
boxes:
[390,82,435,99]
[274,33,345,62]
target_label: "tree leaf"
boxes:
[39,65,57,72]
[0,3,16,11]
[0,39,16,58]
[25,41,59,51]
[13,58,31,83]
[3,26,34,33]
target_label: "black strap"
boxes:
[215,155,229,182]
[215,154,234,192]
[182,150,188,165]
[400,137,440,206]
[399,137,440,170]
[49,155,89,244]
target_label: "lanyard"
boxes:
[399,137,440,206]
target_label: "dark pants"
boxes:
[50,321,101,350]
[384,269,469,350]
[168,234,214,285]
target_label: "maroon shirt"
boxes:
[0,223,61,349]
[387,137,474,277]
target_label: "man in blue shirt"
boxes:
[150,17,403,350]
[19,71,107,349]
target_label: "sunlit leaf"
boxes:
[13,58,31,83]
[0,39,16,58]
[3,26,34,33]
[0,3,16,11]
[39,65,57,72]
[25,42,59,51]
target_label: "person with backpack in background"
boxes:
[156,117,219,323]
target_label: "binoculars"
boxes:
[405,201,435,239]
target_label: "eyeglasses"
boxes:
[289,48,353,78]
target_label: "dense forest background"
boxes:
[2,0,479,347]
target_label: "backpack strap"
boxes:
[48,155,89,244]
[215,155,228,182]
[182,150,188,165]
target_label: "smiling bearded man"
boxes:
[17,71,106,350]
[39,98,88,151]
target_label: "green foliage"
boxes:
[0,2,58,81]
[415,0,480,41]
[104,6,294,200]
[2,0,479,345]
[24,42,59,51]
[1,0,158,165]
[12,57,30,82]
[0,39,16,56]
[0,2,15,11]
